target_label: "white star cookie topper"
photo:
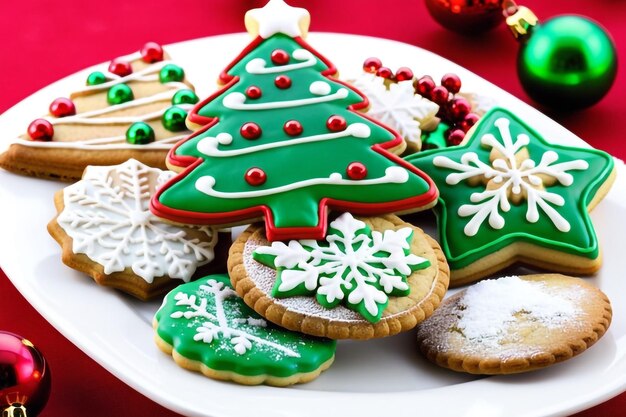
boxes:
[245,0,311,39]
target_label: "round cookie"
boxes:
[417,274,612,375]
[228,213,449,339]
[153,274,336,386]
[47,159,221,300]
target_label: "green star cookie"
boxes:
[153,274,336,386]
[405,108,615,285]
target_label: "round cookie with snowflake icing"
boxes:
[153,274,336,386]
[417,274,612,375]
[405,107,616,286]
[228,213,449,339]
[47,159,222,300]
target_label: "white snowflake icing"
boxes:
[433,117,589,236]
[170,278,299,357]
[254,212,428,321]
[56,159,217,283]
[352,73,439,150]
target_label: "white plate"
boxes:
[1,33,626,417]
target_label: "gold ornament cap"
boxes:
[505,5,539,39]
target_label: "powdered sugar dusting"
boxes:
[459,276,579,341]
[243,236,365,322]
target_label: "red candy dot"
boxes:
[246,86,262,99]
[49,97,76,118]
[430,86,450,105]
[326,115,347,132]
[460,113,480,132]
[271,49,290,65]
[274,75,292,89]
[108,59,132,77]
[441,73,462,94]
[346,162,367,180]
[363,57,382,73]
[240,122,262,140]
[283,120,303,136]
[28,119,54,141]
[395,67,414,82]
[447,128,466,146]
[415,76,436,96]
[245,167,267,186]
[140,42,164,63]
[448,97,471,121]
[376,66,393,79]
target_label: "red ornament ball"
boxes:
[246,86,262,100]
[460,112,479,132]
[283,120,303,136]
[27,119,54,141]
[447,128,466,146]
[0,332,51,417]
[415,76,436,96]
[274,75,292,89]
[108,59,132,77]
[441,73,462,94]
[326,115,347,132]
[376,67,393,79]
[363,57,382,73]
[430,85,450,105]
[240,122,262,140]
[140,42,164,63]
[346,162,368,180]
[245,167,267,186]
[395,67,414,82]
[271,49,290,65]
[448,97,471,121]
[49,97,76,118]
[425,0,504,35]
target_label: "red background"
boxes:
[0,0,624,415]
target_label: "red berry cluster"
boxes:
[362,57,479,146]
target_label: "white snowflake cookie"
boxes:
[229,213,449,340]
[351,73,440,154]
[48,159,221,300]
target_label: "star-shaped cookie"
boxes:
[405,107,616,286]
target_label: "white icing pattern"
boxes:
[222,87,349,111]
[245,0,310,39]
[16,55,191,150]
[245,49,316,74]
[254,213,427,319]
[57,159,216,283]
[433,117,589,236]
[171,278,299,357]
[195,166,409,199]
[352,73,439,148]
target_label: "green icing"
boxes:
[156,33,433,233]
[154,274,336,378]
[252,213,430,323]
[405,107,614,270]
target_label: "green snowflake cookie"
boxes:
[253,212,430,322]
[405,107,615,283]
[154,274,336,385]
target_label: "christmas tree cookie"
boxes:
[150,0,438,241]
[406,107,616,286]
[48,159,221,300]
[229,213,449,339]
[0,42,197,181]
[154,274,336,386]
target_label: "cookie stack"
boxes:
[1,0,615,387]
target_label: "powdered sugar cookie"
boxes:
[229,213,449,339]
[154,274,336,386]
[417,274,612,375]
[406,107,616,286]
[0,42,196,181]
[48,159,222,300]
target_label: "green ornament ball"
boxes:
[107,84,134,105]
[162,106,188,131]
[159,64,185,83]
[87,71,107,86]
[518,15,617,110]
[126,122,155,145]
[172,89,199,105]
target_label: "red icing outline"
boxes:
[152,35,438,241]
